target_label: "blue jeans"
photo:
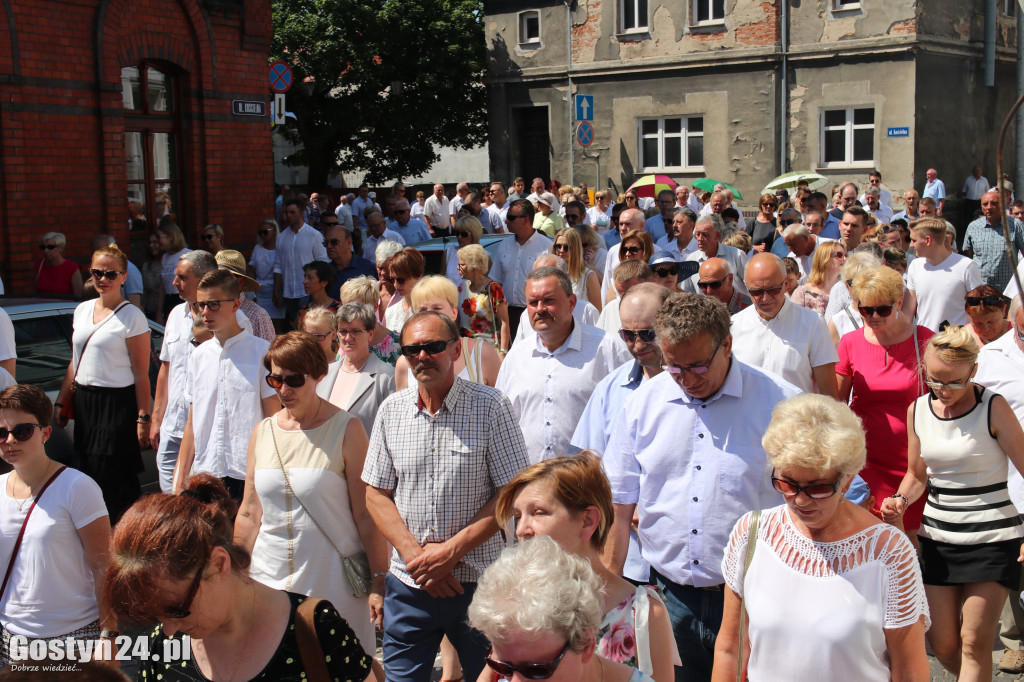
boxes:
[156,433,181,494]
[382,574,488,682]
[650,568,724,682]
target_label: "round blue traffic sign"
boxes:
[269,61,294,93]
[576,122,594,147]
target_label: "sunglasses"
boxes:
[202,234,218,241]
[195,299,235,312]
[484,642,571,680]
[625,196,637,201]
[966,295,1005,307]
[0,423,43,442]
[858,304,894,318]
[506,214,525,221]
[619,328,657,344]
[393,209,409,215]
[266,373,309,389]
[761,202,777,208]
[662,342,721,377]
[771,475,843,500]
[553,243,570,253]
[164,564,204,620]
[652,265,678,278]
[90,269,124,281]
[697,279,723,291]
[258,229,273,236]
[748,285,784,298]
[457,231,472,239]
[39,244,58,250]
[324,238,344,247]
[388,276,408,286]
[622,246,642,255]
[833,251,847,259]
[321,222,339,229]
[399,338,455,358]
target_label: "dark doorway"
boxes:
[512,106,550,185]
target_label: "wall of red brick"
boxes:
[0,0,272,293]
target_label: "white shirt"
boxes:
[865,203,894,224]
[596,297,622,336]
[858,187,894,209]
[72,300,149,387]
[600,248,622,303]
[496,321,632,463]
[410,200,427,222]
[976,333,1024,509]
[0,469,107,637]
[449,195,466,220]
[489,231,553,307]
[905,252,983,332]
[273,224,329,299]
[423,195,450,231]
[0,307,15,363]
[334,203,354,231]
[479,208,504,234]
[350,196,377,229]
[514,300,600,343]
[656,236,700,262]
[364,230,406,264]
[586,205,612,231]
[963,175,991,201]
[185,330,275,480]
[487,202,509,225]
[788,237,837,281]
[730,298,838,394]
[685,244,750,295]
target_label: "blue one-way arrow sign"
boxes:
[575,95,593,122]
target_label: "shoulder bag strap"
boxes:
[0,466,67,602]
[487,280,501,343]
[912,324,923,396]
[736,508,761,682]
[294,597,331,682]
[843,305,861,330]
[75,300,131,379]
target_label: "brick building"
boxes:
[0,0,273,291]
[484,0,1020,212]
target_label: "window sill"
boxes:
[688,20,726,33]
[830,4,862,14]
[817,162,875,171]
[615,30,651,42]
[517,41,543,51]
[638,166,706,174]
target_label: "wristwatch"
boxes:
[137,413,152,424]
[891,492,909,508]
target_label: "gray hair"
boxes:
[335,301,376,331]
[840,251,882,282]
[654,292,731,348]
[852,241,883,260]
[781,223,809,240]
[41,231,66,248]
[534,253,568,271]
[863,186,880,197]
[674,207,697,222]
[203,223,225,238]
[179,250,217,277]
[762,394,866,478]
[695,213,724,236]
[375,239,404,264]
[468,536,603,654]
[527,266,573,296]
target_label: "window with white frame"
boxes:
[1004,0,1016,16]
[619,0,648,33]
[639,116,704,171]
[820,107,875,167]
[692,0,725,25]
[832,0,860,10]
[518,10,540,45]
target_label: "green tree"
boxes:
[272,0,488,186]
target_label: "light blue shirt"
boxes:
[821,213,841,240]
[605,359,800,586]
[643,215,668,242]
[123,261,143,297]
[923,178,946,202]
[392,218,431,244]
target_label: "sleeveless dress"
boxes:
[597,585,681,677]
[723,506,929,682]
[914,387,1024,588]
[249,411,375,656]
[458,279,506,347]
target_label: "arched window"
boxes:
[122,64,182,232]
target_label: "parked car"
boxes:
[407,232,513,275]
[3,297,163,492]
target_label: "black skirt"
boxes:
[73,383,143,522]
[919,536,1022,589]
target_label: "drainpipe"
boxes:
[985,0,997,87]
[565,0,575,186]
[779,0,789,175]
[1017,4,1024,194]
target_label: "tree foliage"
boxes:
[272,0,488,186]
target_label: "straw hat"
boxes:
[215,250,261,292]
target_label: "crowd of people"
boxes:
[3,169,1024,682]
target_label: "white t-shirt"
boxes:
[72,300,149,388]
[0,468,107,637]
[905,252,984,332]
[0,307,15,363]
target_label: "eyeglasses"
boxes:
[258,229,273,236]
[484,641,572,680]
[400,338,456,358]
[966,295,1006,307]
[266,373,309,389]
[748,284,785,298]
[697,279,724,291]
[761,202,777,208]
[553,243,570,253]
[202,234,218,241]
[771,475,843,500]
[164,564,204,619]
[305,331,333,341]
[924,364,975,392]
[565,214,581,223]
[0,423,43,442]
[619,328,657,344]
[622,246,642,255]
[324,238,344,247]
[39,244,58,250]
[625,195,637,201]
[858,304,894,318]
[195,299,235,312]
[337,328,369,338]
[662,341,721,377]
[90,269,124,281]
[457,231,472,239]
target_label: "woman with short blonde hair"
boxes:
[791,241,846,317]
[457,245,509,355]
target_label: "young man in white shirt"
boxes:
[905,216,984,331]
[174,269,278,500]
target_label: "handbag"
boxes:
[269,422,373,598]
[294,597,331,682]
[736,508,761,682]
[60,301,131,422]
[1,466,67,601]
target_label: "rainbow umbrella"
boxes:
[627,174,678,199]
[692,178,743,201]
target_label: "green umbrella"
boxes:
[691,178,743,201]
[762,171,829,194]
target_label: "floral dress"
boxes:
[597,585,679,677]
[371,329,402,366]
[458,280,506,346]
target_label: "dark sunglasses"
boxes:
[484,641,571,680]
[258,229,273,236]
[39,244,58,250]
[324,238,344,247]
[697,279,724,291]
[772,475,843,500]
[619,328,657,344]
[654,265,679,278]
[565,213,581,222]
[393,209,409,215]
[90,268,124,281]
[553,243,570,253]
[858,304,894,318]
[0,423,43,442]
[966,295,1006,307]
[749,285,784,298]
[164,565,204,619]
[506,213,525,221]
[622,246,642,255]
[202,234,218,241]
[388,276,408,285]
[400,339,455,358]
[321,222,339,229]
[457,231,472,239]
[266,373,309,389]
[195,299,235,312]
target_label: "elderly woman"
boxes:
[0,385,113,665]
[469,536,653,682]
[827,252,883,348]
[317,303,396,437]
[396,276,501,388]
[375,240,404,321]
[963,285,1011,347]
[553,228,601,312]
[447,215,483,285]
[383,248,425,333]
[234,332,388,668]
[712,393,930,682]
[879,328,1024,682]
[457,243,510,355]
[105,475,375,681]
[300,305,338,364]
[200,224,225,256]
[250,218,285,328]
[836,266,934,536]
[791,242,847,316]
[339,276,401,365]
[493,454,678,682]
[533,192,564,238]
[157,223,191,323]
[35,231,84,298]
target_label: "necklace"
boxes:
[10,460,53,512]
[204,581,256,682]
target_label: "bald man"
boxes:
[697,258,750,314]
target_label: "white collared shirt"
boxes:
[730,298,838,394]
[273,223,329,298]
[496,321,632,463]
[685,244,750,295]
[185,330,275,479]
[363,229,406,264]
[514,299,600,343]
[975,332,1024,509]
[423,195,449,230]
[489,230,553,307]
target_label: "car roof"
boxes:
[406,233,512,252]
